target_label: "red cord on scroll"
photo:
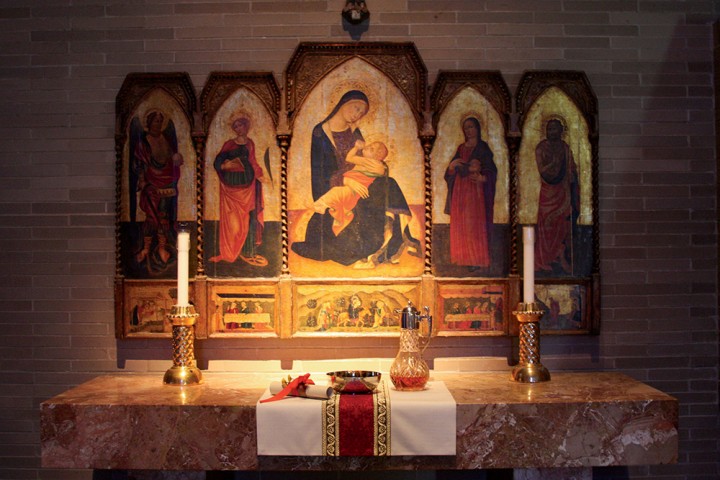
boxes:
[260,373,315,403]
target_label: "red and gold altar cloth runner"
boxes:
[322,380,390,456]
[256,380,455,456]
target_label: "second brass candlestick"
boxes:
[163,304,202,386]
[511,302,551,383]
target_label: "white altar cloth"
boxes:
[256,380,456,456]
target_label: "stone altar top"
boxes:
[40,371,678,471]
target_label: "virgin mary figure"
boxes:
[291,90,420,266]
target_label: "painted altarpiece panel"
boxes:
[515,71,600,334]
[534,280,592,334]
[435,280,509,336]
[208,282,280,338]
[114,73,199,338]
[292,281,421,336]
[122,281,198,338]
[116,73,197,280]
[199,72,282,279]
[430,71,512,279]
[285,43,427,280]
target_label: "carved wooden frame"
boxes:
[285,42,427,130]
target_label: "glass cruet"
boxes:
[390,301,433,391]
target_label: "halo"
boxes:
[230,109,252,124]
[328,81,378,126]
[230,109,252,125]
[461,110,485,126]
[541,114,568,136]
[460,110,490,140]
[362,131,387,145]
[140,108,169,131]
[225,109,253,135]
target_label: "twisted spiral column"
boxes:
[511,304,551,383]
[518,321,541,365]
[192,132,206,277]
[172,325,196,368]
[420,134,435,276]
[277,133,291,276]
[163,305,202,386]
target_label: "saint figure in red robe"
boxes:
[210,116,269,266]
[534,118,580,274]
[444,117,497,268]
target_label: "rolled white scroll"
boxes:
[269,381,334,400]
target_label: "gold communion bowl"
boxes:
[326,370,382,394]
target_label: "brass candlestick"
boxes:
[163,304,202,386]
[511,302,551,383]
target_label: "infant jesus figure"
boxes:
[313,139,389,237]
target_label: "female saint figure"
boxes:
[444,117,497,268]
[210,116,269,266]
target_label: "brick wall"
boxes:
[0,1,718,479]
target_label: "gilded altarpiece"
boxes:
[114,73,199,338]
[430,72,512,336]
[114,44,600,339]
[199,72,283,338]
[515,71,600,334]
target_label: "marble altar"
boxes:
[40,371,678,472]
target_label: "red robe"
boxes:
[444,142,496,267]
[210,138,264,263]
[534,139,579,272]
[134,133,180,235]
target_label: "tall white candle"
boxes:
[177,230,190,306]
[522,226,535,305]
